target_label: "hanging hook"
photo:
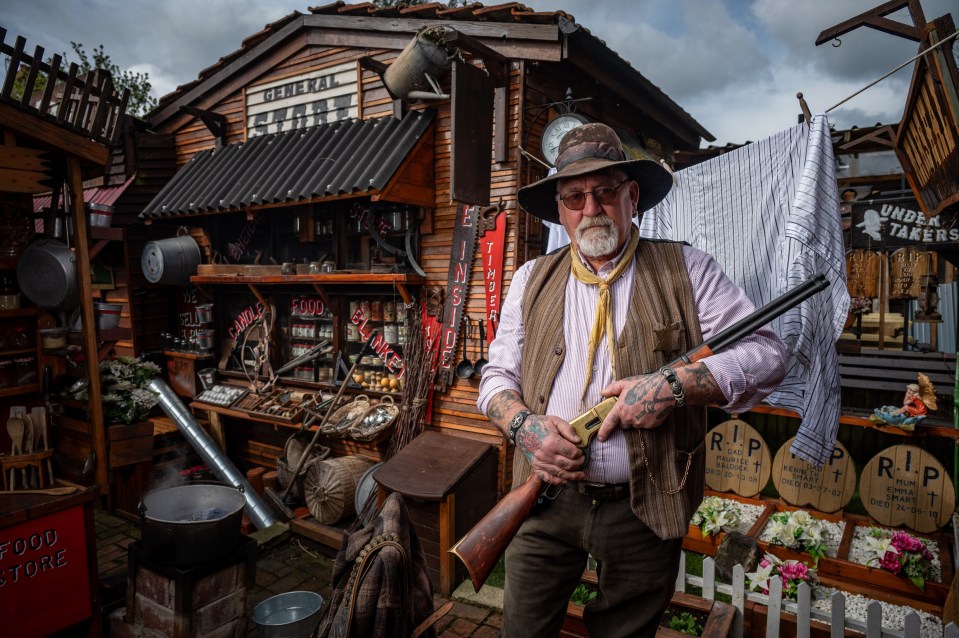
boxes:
[832,37,841,47]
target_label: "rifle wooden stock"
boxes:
[449,274,830,592]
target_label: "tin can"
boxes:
[370,300,383,321]
[383,301,396,322]
[347,324,360,342]
[360,300,371,319]
[396,303,408,322]
[398,326,407,345]
[384,323,398,344]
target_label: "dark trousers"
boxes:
[502,484,683,638]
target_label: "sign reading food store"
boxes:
[246,62,358,138]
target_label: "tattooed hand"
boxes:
[595,373,674,441]
[595,362,722,442]
[516,415,586,486]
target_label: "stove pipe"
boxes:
[148,378,279,529]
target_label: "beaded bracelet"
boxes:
[659,367,687,407]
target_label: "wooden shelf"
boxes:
[0,308,42,318]
[0,383,41,397]
[745,403,959,440]
[190,272,424,285]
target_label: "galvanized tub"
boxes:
[87,203,114,228]
[252,591,324,638]
[141,235,201,285]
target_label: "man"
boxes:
[477,123,788,637]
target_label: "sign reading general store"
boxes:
[850,198,959,249]
[246,62,358,137]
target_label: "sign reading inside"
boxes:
[771,437,855,513]
[704,419,770,498]
[246,62,358,138]
[859,444,955,533]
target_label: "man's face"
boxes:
[556,169,639,263]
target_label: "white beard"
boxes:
[576,217,619,259]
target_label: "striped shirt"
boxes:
[639,114,848,466]
[477,240,788,484]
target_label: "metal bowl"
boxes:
[252,591,324,638]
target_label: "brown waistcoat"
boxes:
[515,241,706,539]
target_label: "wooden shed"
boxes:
[137,1,714,585]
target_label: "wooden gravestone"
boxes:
[704,418,771,497]
[771,437,856,513]
[859,444,955,533]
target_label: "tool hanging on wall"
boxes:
[436,204,481,391]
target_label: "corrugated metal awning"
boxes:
[33,173,137,212]
[141,110,435,219]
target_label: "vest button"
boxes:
[554,346,563,355]
[539,396,545,404]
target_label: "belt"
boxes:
[574,482,630,501]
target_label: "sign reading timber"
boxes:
[246,62,359,138]
[850,197,958,250]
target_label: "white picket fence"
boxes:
[675,553,956,638]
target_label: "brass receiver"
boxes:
[568,397,617,449]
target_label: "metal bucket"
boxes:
[94,302,123,329]
[87,203,114,228]
[253,591,324,638]
[196,303,214,324]
[141,235,201,285]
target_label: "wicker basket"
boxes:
[320,395,371,438]
[276,430,331,500]
[303,455,375,524]
[349,395,399,442]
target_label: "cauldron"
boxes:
[139,483,245,566]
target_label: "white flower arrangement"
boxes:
[690,495,742,537]
[762,509,831,565]
[75,356,162,425]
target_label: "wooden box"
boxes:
[374,431,496,596]
[107,421,155,469]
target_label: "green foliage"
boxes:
[569,584,597,606]
[10,42,157,117]
[667,611,703,636]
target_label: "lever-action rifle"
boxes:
[449,274,831,592]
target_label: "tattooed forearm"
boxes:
[677,363,723,405]
[486,389,529,434]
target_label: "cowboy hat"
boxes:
[518,122,673,224]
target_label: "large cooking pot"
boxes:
[16,239,79,310]
[139,483,246,566]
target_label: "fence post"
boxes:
[945,621,959,638]
[702,557,716,600]
[796,582,811,638]
[902,611,920,638]
[829,591,845,638]
[766,577,782,638]
[865,601,882,638]
[676,551,687,592]
[732,564,745,638]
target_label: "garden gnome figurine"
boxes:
[869,373,937,432]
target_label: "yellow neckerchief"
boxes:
[569,228,640,402]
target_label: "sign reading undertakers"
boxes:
[246,62,358,138]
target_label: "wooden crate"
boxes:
[107,421,155,468]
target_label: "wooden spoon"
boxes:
[6,417,24,488]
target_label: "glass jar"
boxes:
[0,359,13,388]
[14,356,36,385]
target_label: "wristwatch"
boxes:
[506,410,532,445]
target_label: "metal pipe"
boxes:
[148,378,278,529]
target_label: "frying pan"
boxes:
[475,319,489,376]
[455,317,474,379]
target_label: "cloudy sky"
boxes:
[4,0,957,146]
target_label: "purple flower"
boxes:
[879,551,903,574]
[890,531,924,553]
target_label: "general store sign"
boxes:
[850,199,958,249]
[246,62,358,138]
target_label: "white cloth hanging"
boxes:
[641,114,849,466]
